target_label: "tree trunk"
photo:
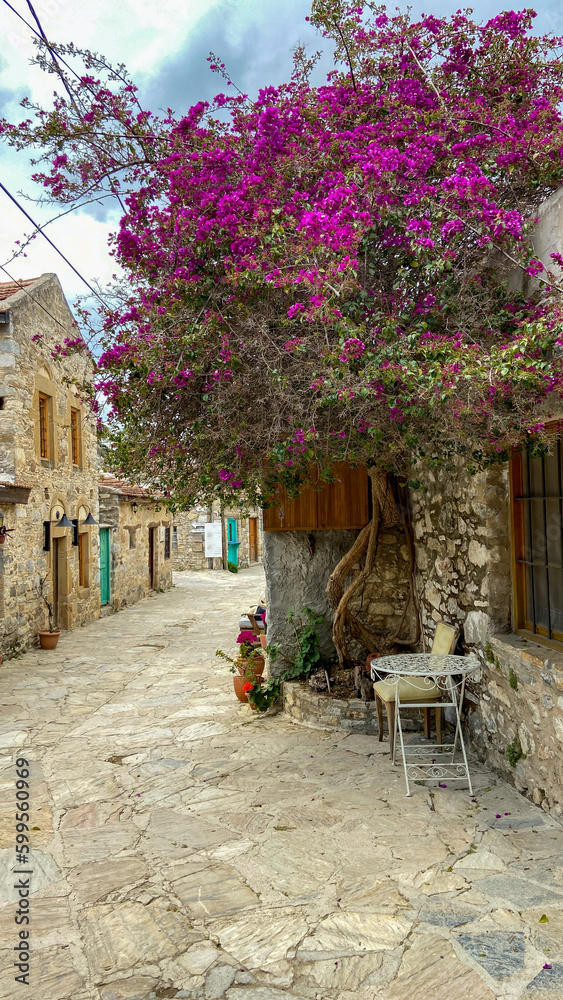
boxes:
[327,471,418,668]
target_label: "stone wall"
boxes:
[410,461,512,642]
[283,680,422,735]
[407,461,563,816]
[0,274,100,654]
[465,635,563,818]
[173,505,263,573]
[172,507,219,572]
[98,488,173,609]
[283,680,381,734]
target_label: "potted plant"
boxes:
[235,630,265,674]
[37,576,61,650]
[216,642,265,702]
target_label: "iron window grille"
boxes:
[512,439,563,641]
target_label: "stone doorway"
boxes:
[52,536,61,628]
[249,517,258,563]
[148,527,156,589]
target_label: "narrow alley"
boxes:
[0,567,562,1000]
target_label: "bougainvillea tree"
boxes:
[3,3,563,658]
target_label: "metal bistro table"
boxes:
[369,653,480,796]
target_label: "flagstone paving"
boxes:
[1,565,563,999]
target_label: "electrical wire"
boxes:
[0,262,88,342]
[25,1,76,105]
[0,181,108,306]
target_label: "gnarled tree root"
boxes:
[326,471,420,669]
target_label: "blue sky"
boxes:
[1,0,562,303]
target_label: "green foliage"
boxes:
[227,561,238,573]
[5,638,24,660]
[247,677,282,712]
[215,647,263,672]
[509,668,519,690]
[485,644,495,663]
[247,608,324,712]
[505,735,526,768]
[285,607,324,679]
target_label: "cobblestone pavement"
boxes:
[1,566,563,1000]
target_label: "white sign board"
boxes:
[204,522,223,558]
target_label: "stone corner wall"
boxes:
[411,461,512,643]
[466,631,563,818]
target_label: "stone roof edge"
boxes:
[0,273,56,308]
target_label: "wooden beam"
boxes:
[0,485,31,504]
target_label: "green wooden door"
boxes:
[99,528,110,605]
[227,518,240,567]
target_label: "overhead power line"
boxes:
[25,0,76,105]
[0,262,87,341]
[0,180,108,306]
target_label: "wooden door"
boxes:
[227,518,239,566]
[99,528,110,606]
[52,537,61,626]
[249,517,258,563]
[149,527,156,588]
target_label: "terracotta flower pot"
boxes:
[233,674,250,703]
[259,634,267,650]
[236,656,265,679]
[38,630,61,650]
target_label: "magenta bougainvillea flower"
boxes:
[4,5,563,504]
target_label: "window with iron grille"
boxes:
[172,526,178,550]
[38,393,50,459]
[164,526,171,560]
[511,438,563,642]
[70,408,80,465]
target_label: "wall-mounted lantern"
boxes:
[72,506,98,545]
[0,510,14,544]
[43,505,72,551]
[131,501,139,514]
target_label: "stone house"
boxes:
[172,504,263,572]
[0,273,99,655]
[264,189,563,818]
[98,473,173,609]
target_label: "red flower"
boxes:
[243,681,253,692]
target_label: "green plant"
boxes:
[485,644,495,664]
[215,647,263,673]
[505,735,526,768]
[285,607,323,679]
[246,677,282,712]
[5,637,24,659]
[38,575,56,633]
[227,561,238,573]
[246,609,323,712]
[509,668,519,690]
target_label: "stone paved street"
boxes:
[1,567,563,1000]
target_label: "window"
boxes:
[78,532,88,588]
[164,526,171,560]
[511,439,563,642]
[38,393,50,459]
[128,529,136,549]
[172,526,178,550]
[70,408,81,466]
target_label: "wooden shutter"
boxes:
[263,464,369,531]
